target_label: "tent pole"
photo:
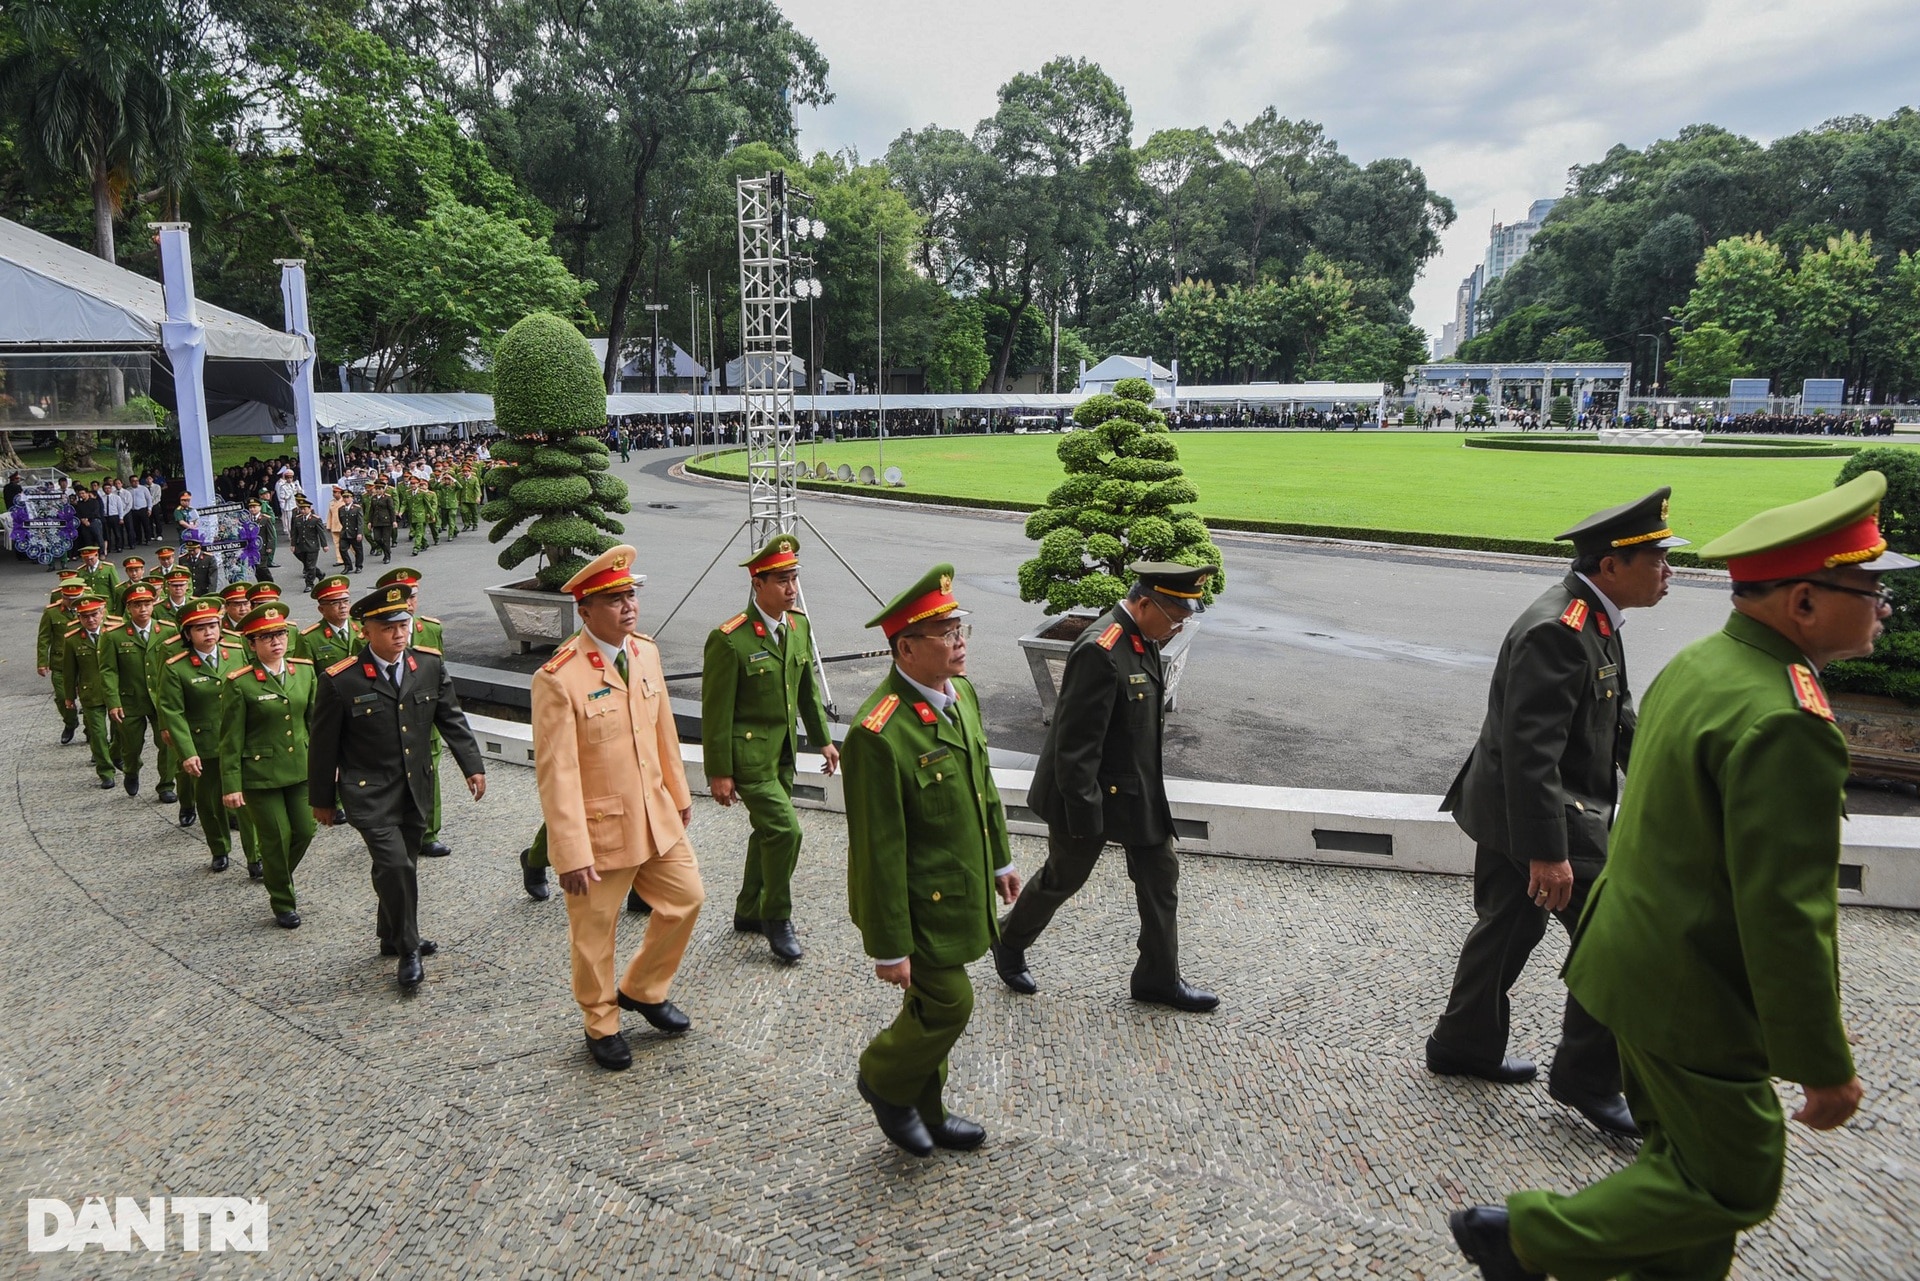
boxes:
[154,223,216,505]
[276,260,326,512]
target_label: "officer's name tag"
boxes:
[917,748,951,768]
[1127,673,1149,685]
[588,687,613,700]
[352,692,379,704]
[1597,664,1618,680]
[749,651,772,662]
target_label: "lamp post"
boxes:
[644,302,668,394]
[1637,332,1663,398]
[876,226,885,473]
[1661,314,1685,397]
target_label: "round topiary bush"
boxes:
[1823,448,1920,703]
[1017,377,1224,614]
[482,312,630,589]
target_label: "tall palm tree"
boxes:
[0,0,193,263]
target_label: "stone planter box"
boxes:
[1830,691,1920,784]
[484,574,647,653]
[1016,608,1199,723]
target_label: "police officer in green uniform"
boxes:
[375,567,452,857]
[73,544,120,600]
[994,561,1221,1012]
[60,593,121,788]
[101,583,173,799]
[845,564,1022,1157]
[701,534,838,963]
[1453,472,1898,1281]
[1429,489,1686,1139]
[366,479,397,563]
[156,597,258,869]
[252,493,279,572]
[297,575,360,667]
[109,555,149,613]
[37,577,85,742]
[218,601,318,928]
[406,480,434,553]
[153,567,196,629]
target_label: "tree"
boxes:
[923,299,989,393]
[482,312,629,589]
[1669,324,1753,394]
[1018,378,1224,614]
[1782,230,1880,387]
[1824,447,1920,702]
[1161,279,1229,380]
[1678,232,1788,370]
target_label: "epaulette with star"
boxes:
[412,644,442,656]
[302,621,324,634]
[719,612,749,634]
[1096,623,1123,650]
[165,649,191,665]
[861,693,900,732]
[64,626,82,638]
[1559,600,1589,631]
[1788,664,1834,721]
[541,644,577,674]
[325,655,357,676]
[224,666,251,681]
[289,656,313,666]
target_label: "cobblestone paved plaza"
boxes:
[3,667,1916,1276]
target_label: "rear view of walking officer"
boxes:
[1427,488,1685,1138]
[994,561,1222,1013]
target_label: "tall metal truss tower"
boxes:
[736,172,800,551]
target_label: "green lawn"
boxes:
[698,431,1913,547]
[7,437,291,485]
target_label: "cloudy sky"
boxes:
[776,0,1920,344]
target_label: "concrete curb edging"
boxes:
[464,713,1920,911]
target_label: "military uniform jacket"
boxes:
[156,642,250,761]
[77,563,120,600]
[36,604,77,670]
[153,597,194,630]
[700,604,832,781]
[290,511,324,558]
[366,492,396,529]
[1028,605,1175,845]
[101,619,174,716]
[298,619,362,670]
[181,553,219,597]
[844,670,1012,967]
[60,620,121,708]
[1565,612,1854,1088]
[409,616,444,655]
[339,505,364,538]
[109,576,151,614]
[307,647,485,828]
[530,631,692,876]
[218,658,318,793]
[1441,574,1635,874]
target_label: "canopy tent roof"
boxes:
[1172,382,1387,404]
[313,391,494,432]
[588,338,705,380]
[0,218,308,362]
[1079,354,1173,387]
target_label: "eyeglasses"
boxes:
[905,623,971,647]
[1780,578,1895,606]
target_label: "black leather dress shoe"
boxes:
[60,726,75,745]
[991,942,1036,995]
[626,888,652,914]
[856,1076,934,1157]
[97,775,115,789]
[157,786,177,804]
[1426,1037,1538,1084]
[732,913,761,933]
[586,1031,632,1070]
[210,855,228,873]
[397,951,423,987]
[275,910,301,929]
[616,991,690,1034]
[520,849,550,901]
[1548,1080,1641,1138]
[179,805,196,828]
[124,771,140,797]
[763,918,803,964]
[1130,978,1219,1013]
[419,840,451,858]
[927,1114,987,1151]
[248,861,264,880]
[1449,1206,1544,1281]
[380,939,438,957]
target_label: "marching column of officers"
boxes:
[30,468,1898,1281]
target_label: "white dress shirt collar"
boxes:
[581,627,628,671]
[755,602,787,637]
[1573,573,1625,633]
[895,666,956,718]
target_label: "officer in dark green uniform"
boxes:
[73,545,120,600]
[37,577,85,742]
[1453,472,1899,1281]
[701,533,838,963]
[156,597,257,870]
[218,601,318,928]
[845,564,1022,1157]
[1429,489,1686,1139]
[109,555,149,613]
[366,479,397,564]
[297,575,360,667]
[153,567,196,629]
[100,583,173,798]
[252,493,279,572]
[995,561,1221,1012]
[376,566,451,857]
[61,593,121,788]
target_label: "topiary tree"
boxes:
[482,312,629,589]
[1018,377,1225,615]
[1823,448,1920,703]
[1549,395,1573,427]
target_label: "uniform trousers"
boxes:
[245,783,315,914]
[51,673,77,731]
[369,527,394,560]
[1509,1037,1785,1281]
[859,962,973,1124]
[1431,843,1619,1095]
[186,759,257,862]
[78,702,114,779]
[460,503,479,531]
[998,828,1182,987]
[564,838,705,1037]
[423,734,443,845]
[112,709,158,776]
[355,802,426,954]
[339,533,363,572]
[733,764,802,921]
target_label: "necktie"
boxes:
[389,660,402,690]
[615,649,629,684]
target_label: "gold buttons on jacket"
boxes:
[745,731,754,739]
[931,891,942,901]
[1109,785,1118,794]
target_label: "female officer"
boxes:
[218,601,318,929]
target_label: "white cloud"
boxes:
[777,0,1920,341]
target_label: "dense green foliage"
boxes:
[482,313,628,589]
[1461,112,1920,399]
[1826,448,1920,702]
[1017,379,1225,614]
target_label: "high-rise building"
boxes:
[1484,198,1558,284]
[1433,320,1459,360]
[1454,264,1485,345]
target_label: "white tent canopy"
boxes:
[313,391,494,433]
[0,217,308,361]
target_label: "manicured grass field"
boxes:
[698,430,1916,547]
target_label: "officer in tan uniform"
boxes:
[532,544,705,1070]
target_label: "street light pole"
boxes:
[645,302,668,394]
[876,226,885,473]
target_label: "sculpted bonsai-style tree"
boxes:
[1018,376,1224,614]
[482,312,630,588]
[1824,447,1920,701]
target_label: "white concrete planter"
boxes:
[485,580,577,653]
[1017,608,1199,723]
